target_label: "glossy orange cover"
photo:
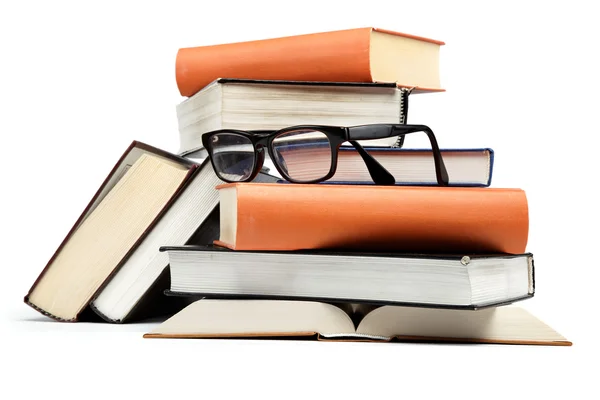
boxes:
[176,27,445,97]
[215,183,529,254]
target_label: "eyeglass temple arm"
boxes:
[347,124,450,186]
[347,141,396,185]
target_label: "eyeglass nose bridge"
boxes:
[253,143,266,173]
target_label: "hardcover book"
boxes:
[86,161,221,323]
[175,27,445,96]
[24,141,198,321]
[320,147,493,187]
[144,300,571,346]
[162,245,535,309]
[214,183,529,253]
[90,167,278,323]
[176,78,412,153]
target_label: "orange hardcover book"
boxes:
[215,183,529,254]
[176,27,445,97]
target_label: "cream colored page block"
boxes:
[176,81,408,153]
[91,165,222,321]
[370,31,441,89]
[357,306,568,343]
[218,186,237,247]
[28,154,189,320]
[147,300,356,336]
[333,151,490,184]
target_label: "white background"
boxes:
[1,0,598,398]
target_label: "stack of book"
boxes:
[23,27,570,346]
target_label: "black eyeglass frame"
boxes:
[201,124,449,186]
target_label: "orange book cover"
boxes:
[176,27,445,97]
[215,183,529,254]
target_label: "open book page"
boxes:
[144,300,571,346]
[332,303,382,328]
[356,306,571,345]
[144,300,356,338]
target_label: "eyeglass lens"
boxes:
[209,133,256,181]
[271,129,333,182]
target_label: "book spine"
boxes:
[221,184,529,254]
[176,28,374,97]
[391,87,413,148]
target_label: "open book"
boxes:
[144,300,571,346]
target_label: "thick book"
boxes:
[143,300,571,346]
[162,245,535,309]
[176,78,412,153]
[90,167,279,323]
[86,161,220,323]
[215,183,529,253]
[175,27,445,97]
[24,141,198,321]
[320,147,493,186]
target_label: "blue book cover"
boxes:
[276,147,494,187]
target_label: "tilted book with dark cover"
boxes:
[89,168,278,323]
[24,141,198,322]
[24,140,281,323]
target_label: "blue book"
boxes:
[328,147,494,187]
[329,147,495,187]
[274,147,494,187]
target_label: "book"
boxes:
[162,245,535,309]
[175,27,445,97]
[90,166,279,323]
[85,160,219,323]
[214,183,529,253]
[176,79,412,153]
[143,300,571,346]
[321,147,493,187]
[24,141,199,321]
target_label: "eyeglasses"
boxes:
[201,124,449,186]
